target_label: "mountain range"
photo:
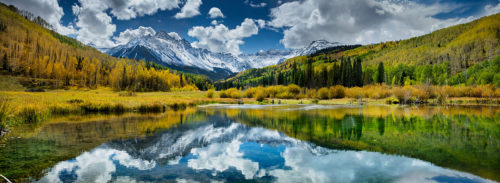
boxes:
[106,31,339,80]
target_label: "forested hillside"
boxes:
[0,3,211,91]
[216,13,500,89]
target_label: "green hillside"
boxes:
[216,13,500,89]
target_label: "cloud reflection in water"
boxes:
[37,121,493,183]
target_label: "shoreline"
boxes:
[0,89,498,135]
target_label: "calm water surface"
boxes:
[0,105,498,182]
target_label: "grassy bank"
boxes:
[0,88,237,130]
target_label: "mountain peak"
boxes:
[299,40,340,55]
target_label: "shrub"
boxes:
[219,88,240,98]
[441,86,459,98]
[287,84,301,95]
[207,89,215,98]
[311,99,319,104]
[244,87,257,98]
[411,86,430,102]
[277,91,295,99]
[385,96,399,104]
[470,86,483,98]
[346,87,363,99]
[255,87,267,102]
[364,85,390,99]
[317,87,330,100]
[219,90,229,98]
[480,85,495,98]
[172,85,199,91]
[392,86,412,104]
[329,85,345,99]
[306,89,317,99]
[265,86,278,98]
[434,87,449,103]
[224,88,242,99]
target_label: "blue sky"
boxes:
[2,0,500,55]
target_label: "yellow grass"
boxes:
[0,87,238,126]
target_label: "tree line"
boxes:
[216,56,385,90]
[216,54,499,90]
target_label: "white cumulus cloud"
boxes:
[0,0,75,35]
[268,0,486,49]
[188,18,259,55]
[245,0,267,8]
[72,1,116,48]
[174,0,203,19]
[108,0,181,20]
[256,19,266,28]
[114,26,157,45]
[208,7,224,19]
[484,0,500,16]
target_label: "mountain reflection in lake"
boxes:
[1,105,498,182]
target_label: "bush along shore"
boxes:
[216,84,500,105]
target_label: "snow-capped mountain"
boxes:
[240,40,340,67]
[106,31,339,80]
[107,31,250,80]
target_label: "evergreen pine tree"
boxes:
[355,58,363,86]
[340,60,345,86]
[346,60,353,87]
[377,62,385,84]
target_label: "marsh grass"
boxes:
[19,106,49,124]
[169,102,187,111]
[0,88,238,129]
[80,103,127,114]
[137,103,166,113]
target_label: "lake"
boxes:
[0,105,498,182]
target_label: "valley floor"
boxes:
[0,75,498,138]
